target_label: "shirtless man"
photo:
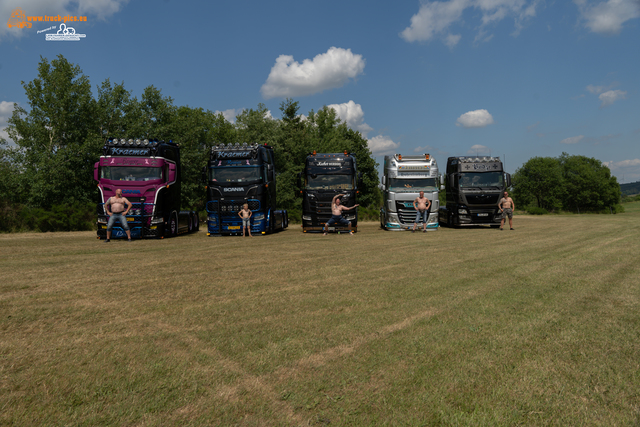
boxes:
[238,203,252,237]
[104,189,132,242]
[412,191,432,233]
[324,194,359,235]
[499,191,515,230]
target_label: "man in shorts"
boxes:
[324,194,359,235]
[412,191,432,233]
[104,189,132,242]
[499,191,515,230]
[238,203,253,237]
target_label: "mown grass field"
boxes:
[1,206,639,426]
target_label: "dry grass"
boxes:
[1,208,639,426]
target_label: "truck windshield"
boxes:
[306,174,354,190]
[388,178,438,192]
[210,166,262,183]
[101,166,163,182]
[459,172,504,188]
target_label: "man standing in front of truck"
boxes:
[104,189,132,242]
[412,191,432,233]
[324,194,359,235]
[499,191,515,230]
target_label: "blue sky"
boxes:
[1,0,639,181]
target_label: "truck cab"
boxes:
[379,154,440,230]
[439,156,511,227]
[94,138,199,239]
[205,143,287,235]
[298,152,360,233]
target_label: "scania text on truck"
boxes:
[95,138,199,239]
[379,153,440,231]
[298,151,360,233]
[204,142,288,235]
[439,156,511,227]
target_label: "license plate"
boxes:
[228,226,241,230]
[127,217,134,221]
[477,213,488,217]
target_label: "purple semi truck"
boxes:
[94,138,198,239]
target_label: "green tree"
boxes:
[559,153,620,212]
[6,55,99,209]
[512,156,564,211]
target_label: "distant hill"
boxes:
[620,181,640,196]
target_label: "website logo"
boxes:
[45,23,86,41]
[7,8,31,29]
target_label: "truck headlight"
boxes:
[151,217,164,225]
[302,215,311,221]
[458,209,468,214]
[253,213,265,220]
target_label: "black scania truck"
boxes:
[205,143,288,235]
[439,156,511,227]
[298,151,360,233]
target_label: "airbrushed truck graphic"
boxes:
[298,151,360,233]
[439,156,511,227]
[379,154,440,230]
[205,143,288,235]
[95,138,199,239]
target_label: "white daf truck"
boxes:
[379,154,440,231]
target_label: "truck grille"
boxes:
[207,199,260,217]
[466,194,499,205]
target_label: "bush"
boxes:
[0,202,95,232]
[527,206,549,215]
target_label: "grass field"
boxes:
[1,206,640,426]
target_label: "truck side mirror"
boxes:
[449,174,455,188]
[94,162,99,182]
[381,176,386,185]
[168,163,177,183]
[506,173,511,187]
[440,184,445,191]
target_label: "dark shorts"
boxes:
[326,215,350,227]
[502,208,513,219]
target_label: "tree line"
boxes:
[0,55,381,231]
[512,154,621,213]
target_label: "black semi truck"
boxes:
[205,143,288,235]
[298,151,360,233]
[439,156,511,227]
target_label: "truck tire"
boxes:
[188,213,194,233]
[194,212,200,231]
[169,212,178,237]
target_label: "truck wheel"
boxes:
[194,212,200,231]
[169,212,178,237]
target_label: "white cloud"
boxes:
[456,109,494,128]
[604,159,640,169]
[560,135,584,144]
[586,84,614,94]
[327,101,373,137]
[466,144,491,155]
[260,47,365,99]
[215,109,241,124]
[575,0,640,35]
[599,89,627,107]
[1,0,128,41]
[0,101,16,143]
[400,0,540,46]
[367,135,400,156]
